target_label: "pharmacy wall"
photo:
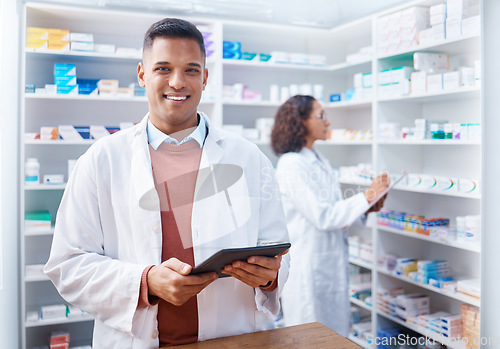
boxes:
[0,0,21,348]
[4,0,500,348]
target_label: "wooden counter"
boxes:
[160,322,361,349]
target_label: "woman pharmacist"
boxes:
[271,95,389,336]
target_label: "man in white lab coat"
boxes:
[44,18,289,348]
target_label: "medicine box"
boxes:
[447,0,469,19]
[57,85,78,95]
[50,331,70,345]
[94,44,116,54]
[70,41,94,52]
[44,174,64,185]
[27,27,49,40]
[41,304,67,320]
[411,71,427,94]
[48,41,70,51]
[430,3,447,16]
[69,32,93,42]
[414,52,449,72]
[427,74,443,92]
[462,15,480,37]
[446,18,462,39]
[419,28,433,46]
[54,63,76,76]
[48,28,70,42]
[25,210,51,230]
[222,41,241,52]
[443,71,461,90]
[432,24,446,42]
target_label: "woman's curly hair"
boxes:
[271,95,315,155]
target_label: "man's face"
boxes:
[138,37,208,135]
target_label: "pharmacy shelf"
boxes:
[25,47,142,61]
[317,140,372,146]
[25,93,147,102]
[350,297,372,311]
[24,139,95,145]
[25,273,49,282]
[25,93,216,104]
[330,59,371,75]
[24,184,66,190]
[377,139,481,146]
[378,33,480,60]
[376,225,481,253]
[324,100,372,109]
[376,311,466,349]
[348,334,371,349]
[377,268,481,307]
[223,100,281,107]
[25,227,54,237]
[340,179,481,199]
[349,257,373,270]
[25,313,94,328]
[223,59,331,71]
[378,86,480,103]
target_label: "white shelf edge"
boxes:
[24,184,66,190]
[377,268,481,307]
[222,100,281,107]
[348,334,371,349]
[377,139,481,146]
[339,180,481,199]
[25,227,54,236]
[349,257,373,270]
[324,100,372,109]
[25,314,94,328]
[25,93,148,102]
[223,59,330,71]
[25,274,50,282]
[25,139,95,145]
[350,297,372,311]
[378,86,480,102]
[376,311,467,349]
[25,47,142,60]
[330,59,372,72]
[377,34,480,59]
[376,225,481,253]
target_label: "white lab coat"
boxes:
[275,147,369,337]
[44,113,290,349]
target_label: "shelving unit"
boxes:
[18,0,483,347]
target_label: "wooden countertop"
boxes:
[160,322,361,349]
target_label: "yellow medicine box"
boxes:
[26,39,48,50]
[48,41,70,51]
[27,27,49,40]
[48,28,70,41]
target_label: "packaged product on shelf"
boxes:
[69,32,93,42]
[54,63,76,76]
[48,28,70,51]
[25,158,40,186]
[464,214,481,241]
[446,18,462,39]
[97,79,119,95]
[308,54,326,66]
[242,52,257,61]
[459,66,475,86]
[426,73,444,92]
[458,177,479,194]
[255,118,274,141]
[447,0,470,19]
[458,279,480,299]
[25,210,51,230]
[70,41,94,52]
[40,126,58,140]
[41,304,67,320]
[431,23,446,42]
[43,174,64,185]
[58,125,84,141]
[50,331,70,346]
[411,71,427,93]
[414,52,449,72]
[94,44,116,54]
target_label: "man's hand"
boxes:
[363,173,390,214]
[147,258,217,306]
[221,251,288,289]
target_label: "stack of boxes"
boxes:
[77,78,99,96]
[223,41,242,60]
[461,304,480,348]
[70,32,94,52]
[48,29,70,51]
[378,6,430,55]
[198,25,215,59]
[50,331,70,349]
[378,66,413,98]
[26,27,49,50]
[395,293,430,321]
[54,63,78,95]
[414,260,451,285]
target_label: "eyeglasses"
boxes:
[311,112,326,121]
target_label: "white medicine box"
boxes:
[443,71,462,90]
[427,74,443,92]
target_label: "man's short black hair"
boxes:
[143,18,206,61]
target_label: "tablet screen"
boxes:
[191,242,291,278]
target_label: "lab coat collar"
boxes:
[299,146,332,173]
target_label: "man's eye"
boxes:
[156,67,169,72]
[187,69,199,73]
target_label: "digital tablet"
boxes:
[365,170,408,212]
[190,242,291,278]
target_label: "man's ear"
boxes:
[137,62,146,88]
[202,67,209,90]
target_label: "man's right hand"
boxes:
[147,258,218,306]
